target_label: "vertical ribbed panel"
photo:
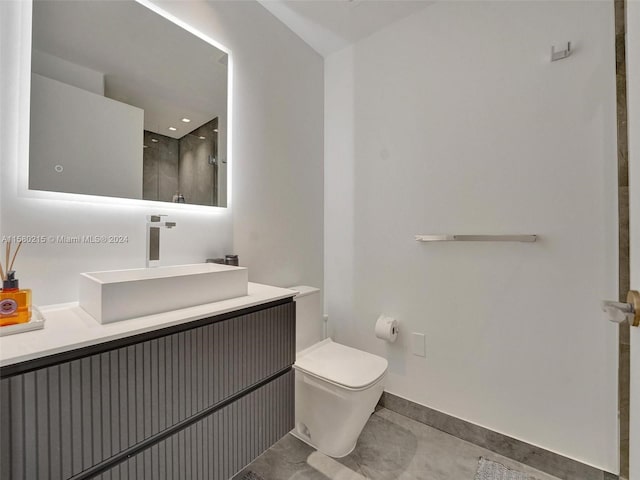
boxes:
[0,302,295,480]
[97,370,294,480]
[0,377,11,480]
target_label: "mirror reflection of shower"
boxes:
[143,118,219,206]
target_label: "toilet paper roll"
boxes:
[375,315,398,343]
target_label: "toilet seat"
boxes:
[295,339,388,391]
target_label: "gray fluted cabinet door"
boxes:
[97,370,294,480]
[0,300,296,480]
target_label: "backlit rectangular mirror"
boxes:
[29,0,229,207]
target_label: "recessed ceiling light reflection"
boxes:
[151,138,159,143]
[213,128,218,133]
[143,145,149,148]
[169,127,177,131]
[199,136,206,140]
[181,118,191,123]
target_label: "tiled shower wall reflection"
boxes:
[143,118,218,206]
[179,119,219,206]
[143,131,179,202]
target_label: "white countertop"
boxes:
[0,282,296,368]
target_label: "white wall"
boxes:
[30,74,143,199]
[31,49,105,95]
[626,1,640,477]
[325,1,618,472]
[154,0,324,292]
[0,0,323,306]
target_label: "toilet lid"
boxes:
[295,339,388,390]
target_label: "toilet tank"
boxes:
[290,286,323,353]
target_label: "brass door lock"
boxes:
[627,290,640,327]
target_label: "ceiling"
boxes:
[258,0,435,57]
[32,0,228,139]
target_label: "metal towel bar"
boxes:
[415,235,537,242]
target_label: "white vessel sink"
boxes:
[79,263,248,324]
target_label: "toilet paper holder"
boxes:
[602,290,640,327]
[375,315,399,342]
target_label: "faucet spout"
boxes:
[146,214,176,268]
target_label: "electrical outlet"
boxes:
[411,333,426,357]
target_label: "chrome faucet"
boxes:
[146,214,176,268]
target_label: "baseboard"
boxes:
[379,392,618,480]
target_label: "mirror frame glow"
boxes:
[21,0,233,212]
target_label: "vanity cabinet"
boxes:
[0,299,295,480]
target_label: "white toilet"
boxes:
[290,286,388,458]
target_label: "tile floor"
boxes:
[234,408,561,480]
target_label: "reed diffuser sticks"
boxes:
[1,241,23,282]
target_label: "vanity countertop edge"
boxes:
[0,282,296,370]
